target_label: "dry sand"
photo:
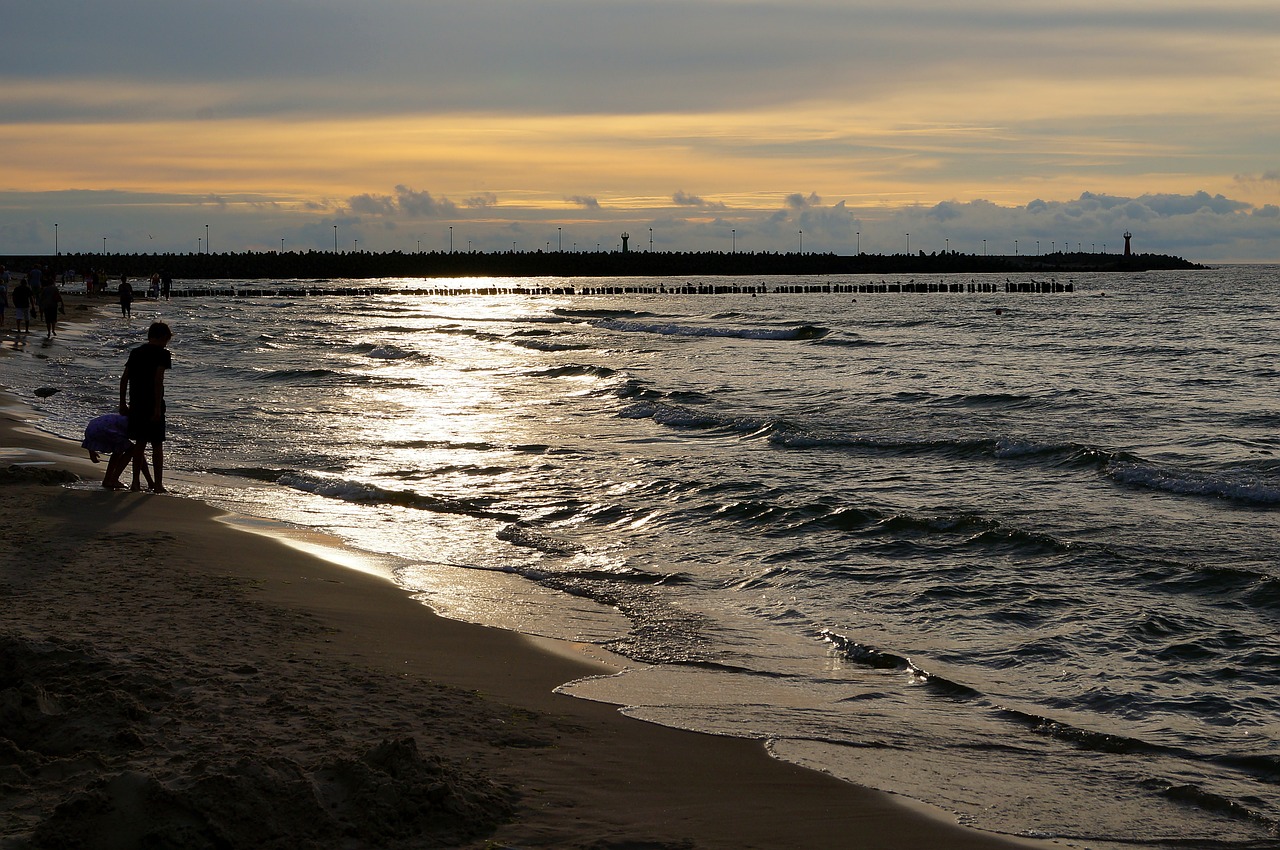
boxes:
[0,297,1054,849]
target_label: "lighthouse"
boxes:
[1123,231,1133,256]
[621,232,630,253]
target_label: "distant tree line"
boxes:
[5,249,1203,281]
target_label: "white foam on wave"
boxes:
[364,345,420,360]
[1107,461,1280,505]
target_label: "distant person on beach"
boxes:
[11,277,33,334]
[38,281,65,338]
[149,273,160,298]
[119,275,134,318]
[160,269,172,300]
[119,321,173,492]
[81,412,153,490]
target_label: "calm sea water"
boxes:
[7,267,1279,848]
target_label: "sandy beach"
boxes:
[1,297,1053,849]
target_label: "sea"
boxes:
[4,266,1278,849]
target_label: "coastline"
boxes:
[1,299,1054,849]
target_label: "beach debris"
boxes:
[33,388,59,398]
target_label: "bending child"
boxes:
[81,412,153,490]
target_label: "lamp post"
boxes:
[103,236,108,254]
[334,225,338,253]
[856,231,860,254]
[205,224,209,254]
[54,223,59,256]
[449,226,453,253]
[559,227,563,251]
[732,229,736,253]
[798,230,803,253]
[281,238,285,253]
[906,233,910,254]
[649,227,653,251]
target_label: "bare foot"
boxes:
[151,484,168,493]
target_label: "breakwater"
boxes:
[8,248,1201,282]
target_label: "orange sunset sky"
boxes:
[4,0,1279,261]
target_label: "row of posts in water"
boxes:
[166,279,1075,298]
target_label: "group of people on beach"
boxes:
[112,272,171,320]
[0,263,174,492]
[0,265,172,341]
[80,267,168,299]
[0,263,67,338]
[81,320,174,492]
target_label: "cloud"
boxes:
[11,1,1278,123]
[672,190,726,210]
[786,193,822,210]
[5,2,1279,267]
[878,191,1278,258]
[1235,171,1280,186]
[347,186,458,219]
[2,186,1277,261]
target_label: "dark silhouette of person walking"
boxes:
[39,280,65,338]
[119,321,173,492]
[119,275,134,318]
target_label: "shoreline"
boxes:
[1,298,1054,848]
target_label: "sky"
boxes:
[3,0,1279,262]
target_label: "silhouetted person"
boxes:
[119,275,134,318]
[11,278,33,334]
[81,412,153,490]
[119,321,173,492]
[38,281,64,338]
